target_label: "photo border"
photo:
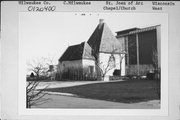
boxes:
[18,12,168,116]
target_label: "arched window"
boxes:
[109,54,116,68]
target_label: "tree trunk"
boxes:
[26,96,31,108]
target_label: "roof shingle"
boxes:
[59,42,85,61]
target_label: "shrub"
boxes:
[60,67,97,81]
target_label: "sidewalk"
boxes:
[32,93,160,109]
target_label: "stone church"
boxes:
[57,19,124,81]
[57,19,161,81]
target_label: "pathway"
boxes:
[32,93,160,109]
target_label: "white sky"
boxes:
[19,12,166,65]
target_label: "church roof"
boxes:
[59,42,94,61]
[59,42,85,61]
[59,19,122,62]
[87,20,121,54]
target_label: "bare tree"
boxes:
[27,56,56,79]
[26,57,56,108]
[98,54,116,81]
[72,40,134,81]
[26,81,51,108]
[88,45,125,80]
[27,57,48,78]
[45,55,56,66]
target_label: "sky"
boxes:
[19,12,167,65]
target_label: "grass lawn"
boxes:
[44,79,160,103]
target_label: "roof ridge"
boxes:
[68,42,85,48]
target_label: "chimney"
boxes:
[99,19,104,24]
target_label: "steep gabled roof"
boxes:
[59,42,85,61]
[59,42,94,62]
[99,23,121,53]
[59,20,122,62]
[87,21,121,54]
[87,22,104,54]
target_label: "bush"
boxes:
[146,72,155,80]
[26,76,50,81]
[60,67,97,81]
